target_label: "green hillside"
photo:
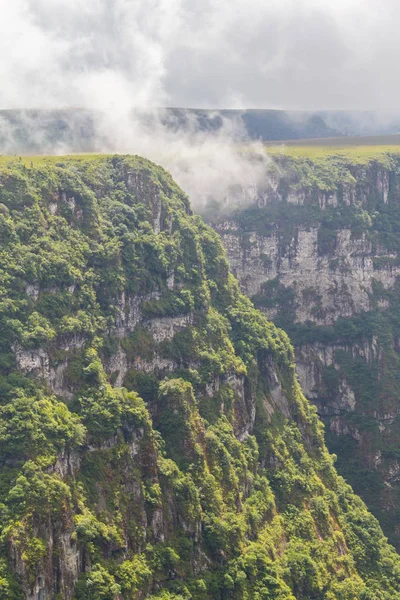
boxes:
[0,155,399,598]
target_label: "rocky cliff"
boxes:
[1,155,400,599]
[212,153,400,548]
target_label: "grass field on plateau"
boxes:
[265,134,400,160]
[0,154,103,168]
[3,133,400,167]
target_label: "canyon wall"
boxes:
[213,153,400,546]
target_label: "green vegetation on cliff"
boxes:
[0,155,399,598]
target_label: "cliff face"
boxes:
[1,156,400,599]
[218,223,397,324]
[212,154,400,548]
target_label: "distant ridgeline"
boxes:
[0,108,343,154]
[0,155,400,598]
[211,152,400,552]
[4,108,400,156]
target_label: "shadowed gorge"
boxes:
[0,155,400,598]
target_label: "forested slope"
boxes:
[0,156,398,599]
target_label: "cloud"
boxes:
[1,0,399,211]
[1,0,399,112]
[0,0,176,110]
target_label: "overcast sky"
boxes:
[0,0,399,111]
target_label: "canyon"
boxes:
[212,153,400,546]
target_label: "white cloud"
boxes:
[1,0,400,210]
[1,0,399,111]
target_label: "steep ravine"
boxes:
[212,153,400,548]
[1,155,400,599]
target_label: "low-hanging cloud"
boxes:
[2,0,400,112]
[1,0,399,210]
